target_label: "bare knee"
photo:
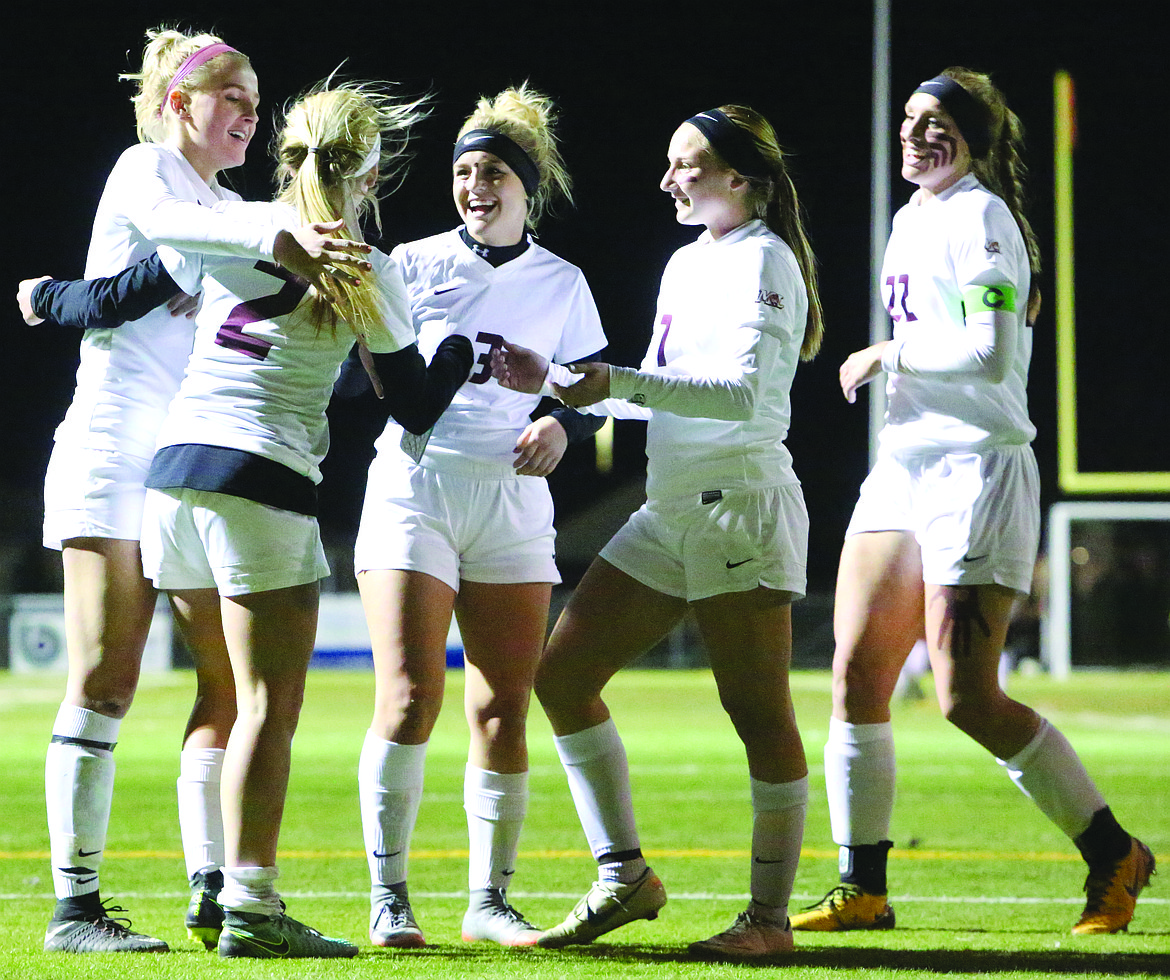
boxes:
[832,648,900,723]
[373,671,444,740]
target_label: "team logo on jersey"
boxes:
[985,240,1001,254]
[630,393,646,406]
[757,289,784,309]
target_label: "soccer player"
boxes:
[30,29,366,954]
[28,81,472,958]
[352,83,607,949]
[791,68,1154,937]
[493,104,824,960]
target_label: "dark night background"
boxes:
[4,2,1166,603]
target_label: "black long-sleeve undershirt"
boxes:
[31,253,180,330]
[367,337,473,435]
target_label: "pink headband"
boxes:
[163,42,239,108]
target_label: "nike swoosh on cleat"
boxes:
[78,849,102,857]
[726,558,754,569]
[234,931,291,956]
[961,554,989,562]
[372,850,402,859]
[78,876,98,885]
[753,857,786,864]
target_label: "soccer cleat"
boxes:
[538,868,667,947]
[44,902,169,953]
[688,908,794,960]
[461,889,542,947]
[370,893,425,948]
[218,909,358,959]
[185,869,225,950]
[1072,836,1156,935]
[789,883,896,931]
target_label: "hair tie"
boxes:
[162,42,239,109]
[913,75,991,159]
[452,129,540,198]
[684,108,769,180]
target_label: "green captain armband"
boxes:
[961,283,1017,315]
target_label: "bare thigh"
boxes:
[831,531,926,723]
[359,568,454,742]
[457,579,551,772]
[925,582,1039,758]
[693,587,807,783]
[61,537,158,716]
[169,588,236,748]
[535,558,687,736]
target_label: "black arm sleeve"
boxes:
[367,334,474,434]
[31,253,182,330]
[333,343,373,398]
[548,406,606,443]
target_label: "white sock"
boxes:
[750,776,807,916]
[219,865,281,916]
[997,718,1106,840]
[177,747,225,881]
[824,717,895,845]
[45,705,120,899]
[554,719,644,883]
[359,732,426,891]
[464,765,528,892]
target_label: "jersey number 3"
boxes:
[215,261,310,360]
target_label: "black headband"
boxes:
[912,75,991,160]
[684,108,770,180]
[452,129,541,198]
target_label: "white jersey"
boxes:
[156,201,414,484]
[877,173,1035,455]
[586,219,807,499]
[54,142,279,460]
[373,228,606,473]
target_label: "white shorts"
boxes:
[845,444,1039,592]
[354,455,560,590]
[42,445,150,550]
[601,484,808,603]
[140,488,330,597]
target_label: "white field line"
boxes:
[2,889,1166,906]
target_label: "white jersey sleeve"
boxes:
[56,143,262,459]
[91,144,278,276]
[364,249,416,354]
[877,174,1035,453]
[632,220,807,497]
[376,230,607,472]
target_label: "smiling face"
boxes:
[453,150,528,247]
[660,123,749,239]
[899,92,970,197]
[170,64,259,183]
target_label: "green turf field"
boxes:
[2,668,1167,978]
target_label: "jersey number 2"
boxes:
[215,261,309,361]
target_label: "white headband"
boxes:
[357,134,381,177]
